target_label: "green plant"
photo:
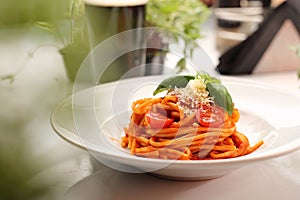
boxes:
[0,0,88,84]
[0,123,53,200]
[0,147,51,200]
[146,0,211,72]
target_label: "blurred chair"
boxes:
[217,0,300,74]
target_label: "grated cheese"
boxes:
[168,77,213,115]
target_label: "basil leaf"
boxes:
[153,73,234,116]
[206,82,233,115]
[197,72,233,115]
[197,71,221,84]
[153,75,195,96]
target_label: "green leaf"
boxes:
[34,21,56,33]
[1,74,16,84]
[197,71,221,84]
[206,82,233,115]
[146,0,210,40]
[176,58,186,73]
[153,75,195,95]
[196,72,233,115]
[153,72,234,115]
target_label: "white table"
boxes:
[62,71,300,200]
[1,23,300,200]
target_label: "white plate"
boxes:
[50,76,300,180]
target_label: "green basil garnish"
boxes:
[153,75,195,96]
[153,72,234,115]
[206,82,233,115]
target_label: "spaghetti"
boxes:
[121,75,264,160]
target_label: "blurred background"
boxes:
[0,0,293,200]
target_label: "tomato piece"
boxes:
[196,104,225,127]
[145,112,174,129]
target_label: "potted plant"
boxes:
[145,0,211,73]
[0,0,77,84]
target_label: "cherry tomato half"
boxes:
[145,112,174,129]
[196,104,225,127]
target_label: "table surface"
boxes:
[1,20,300,200]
